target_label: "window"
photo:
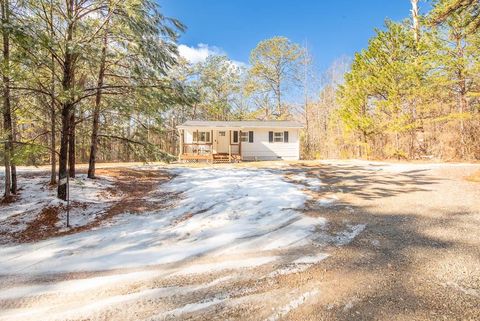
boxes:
[193,131,211,143]
[269,131,289,143]
[232,130,239,144]
[240,131,254,143]
[241,131,248,142]
[248,131,254,143]
[218,131,226,137]
[274,132,284,142]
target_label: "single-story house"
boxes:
[177,120,304,162]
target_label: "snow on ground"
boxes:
[289,172,326,191]
[267,290,320,321]
[267,253,330,277]
[313,223,366,247]
[0,173,119,241]
[0,166,366,321]
[315,195,339,207]
[0,168,326,274]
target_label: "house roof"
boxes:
[177,120,304,129]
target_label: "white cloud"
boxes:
[178,43,224,64]
[178,43,248,68]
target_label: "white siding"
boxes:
[184,129,194,143]
[181,127,301,160]
[183,129,216,144]
[240,128,300,161]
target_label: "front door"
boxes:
[216,130,229,153]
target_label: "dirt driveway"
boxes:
[0,161,478,321]
[287,161,480,321]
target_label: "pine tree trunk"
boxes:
[455,34,468,158]
[68,111,75,178]
[10,113,16,193]
[50,103,56,184]
[58,103,71,200]
[57,0,75,200]
[87,24,108,179]
[49,0,56,185]
[1,0,14,197]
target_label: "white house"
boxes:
[177,120,303,162]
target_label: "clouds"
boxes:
[178,43,247,68]
[178,43,224,64]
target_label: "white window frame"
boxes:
[240,131,248,142]
[231,130,239,144]
[273,132,284,143]
[193,131,211,143]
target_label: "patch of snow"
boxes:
[266,290,319,321]
[315,195,339,207]
[0,270,159,300]
[443,281,480,298]
[0,275,234,321]
[289,172,325,191]
[343,301,354,311]
[0,286,178,321]
[153,296,228,320]
[335,224,366,246]
[0,173,119,240]
[268,253,329,277]
[0,168,325,274]
[313,224,366,247]
[173,256,278,276]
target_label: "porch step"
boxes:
[212,153,240,163]
[180,153,241,163]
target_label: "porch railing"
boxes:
[182,143,212,155]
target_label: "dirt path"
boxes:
[0,161,478,321]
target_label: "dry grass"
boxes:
[169,160,322,169]
[465,170,480,182]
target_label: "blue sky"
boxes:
[161,0,428,72]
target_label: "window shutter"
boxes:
[249,131,254,143]
[284,131,289,143]
[269,131,273,143]
[233,130,239,143]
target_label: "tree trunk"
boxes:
[88,23,109,179]
[1,0,14,197]
[68,111,75,178]
[411,0,420,44]
[455,34,468,158]
[57,0,75,200]
[49,0,56,185]
[10,113,16,193]
[276,83,282,118]
[58,103,71,200]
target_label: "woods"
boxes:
[337,0,480,160]
[0,0,187,199]
[1,0,480,199]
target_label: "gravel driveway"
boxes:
[288,160,480,321]
[0,160,478,321]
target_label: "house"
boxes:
[177,120,304,163]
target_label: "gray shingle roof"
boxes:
[177,120,304,129]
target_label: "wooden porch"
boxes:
[179,150,241,163]
[178,129,243,163]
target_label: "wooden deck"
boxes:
[178,130,243,164]
[180,153,241,163]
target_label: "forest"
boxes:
[1,0,479,199]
